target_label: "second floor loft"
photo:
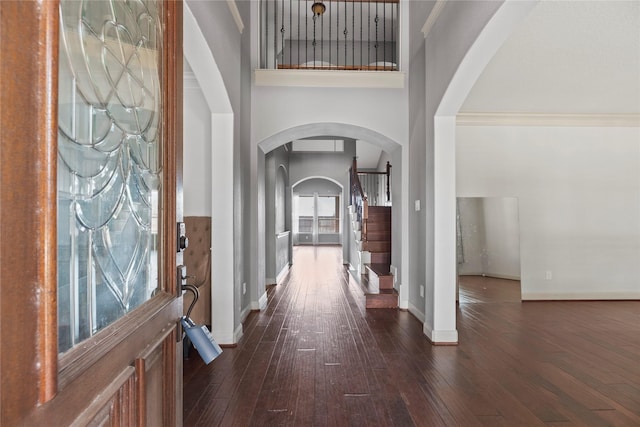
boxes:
[260,0,399,71]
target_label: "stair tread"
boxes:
[365,288,399,309]
[366,263,392,277]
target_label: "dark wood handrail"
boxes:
[350,157,369,242]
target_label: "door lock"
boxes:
[177,222,189,252]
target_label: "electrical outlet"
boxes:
[415,200,421,211]
[545,271,552,280]
[242,282,246,295]
[420,285,424,298]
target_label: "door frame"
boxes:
[0,1,184,425]
[293,193,342,246]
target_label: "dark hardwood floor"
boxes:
[183,247,640,426]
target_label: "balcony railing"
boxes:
[260,0,399,71]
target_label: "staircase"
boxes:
[360,207,397,308]
[349,158,398,309]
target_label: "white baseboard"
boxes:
[258,291,268,310]
[484,273,520,281]
[265,277,276,285]
[423,326,458,345]
[408,302,425,323]
[240,305,251,323]
[233,323,244,344]
[522,291,640,300]
[250,292,268,311]
[210,327,236,346]
[276,263,290,283]
[458,272,520,281]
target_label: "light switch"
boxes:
[415,200,421,211]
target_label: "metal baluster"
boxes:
[392,2,395,69]
[375,2,378,70]
[281,0,285,67]
[360,1,363,69]
[297,0,300,67]
[384,1,386,69]
[352,1,355,68]
[289,0,291,67]
[368,1,371,68]
[329,0,332,69]
[337,0,340,67]
[321,2,324,67]
[344,0,347,68]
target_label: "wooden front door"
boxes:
[0,1,184,425]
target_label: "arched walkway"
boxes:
[252,123,410,312]
[431,0,537,343]
[183,3,237,344]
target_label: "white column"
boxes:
[210,113,237,344]
[429,115,458,343]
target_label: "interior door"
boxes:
[0,1,184,425]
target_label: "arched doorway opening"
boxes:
[183,3,237,344]
[253,123,409,311]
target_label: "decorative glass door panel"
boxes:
[57,0,163,353]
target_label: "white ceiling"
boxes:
[461,0,640,114]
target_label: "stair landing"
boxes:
[361,265,397,309]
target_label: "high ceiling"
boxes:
[461,0,640,114]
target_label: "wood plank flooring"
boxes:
[184,247,640,426]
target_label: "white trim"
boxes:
[436,1,538,117]
[398,289,409,310]
[432,0,537,347]
[276,263,290,283]
[408,302,425,323]
[457,112,640,127]
[423,328,459,345]
[209,113,236,347]
[254,69,406,89]
[523,292,640,301]
[233,323,244,344]
[183,4,233,114]
[227,0,244,34]
[240,305,251,323]
[258,291,268,310]
[422,1,447,38]
[458,272,521,281]
[183,70,200,90]
[210,325,236,346]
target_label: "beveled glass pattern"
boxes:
[57,0,163,353]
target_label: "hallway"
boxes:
[183,247,640,426]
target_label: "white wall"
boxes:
[183,80,212,216]
[457,125,640,299]
[252,86,408,147]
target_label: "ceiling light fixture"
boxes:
[311,2,326,17]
